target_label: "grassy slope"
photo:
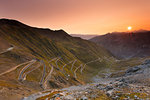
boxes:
[0,19,114,92]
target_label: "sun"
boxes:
[128,26,132,31]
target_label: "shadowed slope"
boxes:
[90,31,150,59]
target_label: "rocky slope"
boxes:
[90,31,150,59]
[23,59,150,100]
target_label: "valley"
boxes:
[0,19,150,100]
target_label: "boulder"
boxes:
[125,66,141,75]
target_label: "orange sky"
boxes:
[0,0,150,34]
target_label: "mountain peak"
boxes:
[0,18,71,38]
[0,18,24,26]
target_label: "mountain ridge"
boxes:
[0,18,71,39]
[90,31,150,59]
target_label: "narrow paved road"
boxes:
[55,57,61,69]
[48,58,58,63]
[18,60,36,80]
[62,60,74,78]
[22,61,42,80]
[40,61,46,85]
[81,58,101,74]
[42,58,59,88]
[62,60,73,71]
[74,64,83,79]
[43,63,54,88]
[103,56,114,66]
[40,58,58,85]
[71,59,77,72]
[0,47,14,55]
[0,60,34,76]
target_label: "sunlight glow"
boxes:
[128,26,132,31]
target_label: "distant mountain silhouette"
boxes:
[71,34,98,40]
[0,19,71,40]
[90,31,150,59]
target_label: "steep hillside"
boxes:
[0,19,114,99]
[0,35,11,52]
[90,31,150,59]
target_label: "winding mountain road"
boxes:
[43,58,59,83]
[40,61,46,85]
[18,60,36,81]
[40,58,58,87]
[0,60,34,77]
[71,59,77,72]
[55,57,61,69]
[62,60,74,78]
[62,60,73,72]
[48,58,58,63]
[43,63,54,88]
[81,58,101,74]
[74,64,83,79]
[22,61,42,80]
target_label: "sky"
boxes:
[0,0,150,35]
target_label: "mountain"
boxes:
[70,34,98,40]
[0,19,114,99]
[90,31,150,59]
